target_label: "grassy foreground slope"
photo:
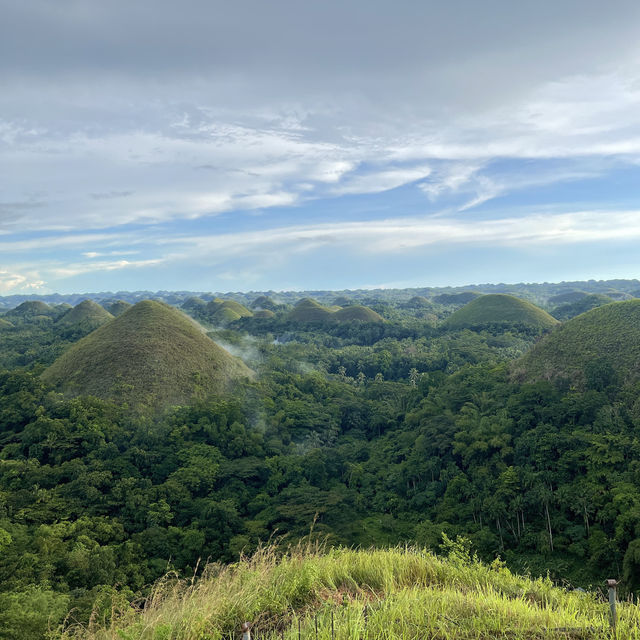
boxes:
[445,294,559,330]
[42,300,253,408]
[516,299,640,387]
[61,545,638,640]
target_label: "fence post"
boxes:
[242,622,252,640]
[607,579,618,631]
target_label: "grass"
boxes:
[5,300,54,318]
[516,299,640,387]
[56,300,114,330]
[332,306,384,323]
[288,299,336,323]
[58,543,639,640]
[445,295,559,330]
[106,300,133,317]
[288,299,383,324]
[42,300,253,408]
[208,300,254,319]
[551,295,614,321]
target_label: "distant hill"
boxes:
[287,298,383,324]
[402,295,431,308]
[333,305,384,323]
[42,300,253,408]
[548,291,588,305]
[250,295,279,311]
[332,296,353,306]
[182,296,207,311]
[206,299,253,324]
[516,299,640,388]
[253,309,275,318]
[551,294,613,320]
[445,294,559,330]
[56,300,114,333]
[105,300,133,316]
[433,291,480,305]
[288,298,335,323]
[5,300,54,318]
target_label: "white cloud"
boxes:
[331,165,432,196]
[0,269,44,293]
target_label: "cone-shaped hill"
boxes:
[551,294,613,321]
[445,294,559,330]
[5,300,54,318]
[333,305,384,323]
[205,299,253,325]
[515,299,640,388]
[433,291,480,305]
[288,298,335,322]
[105,299,133,317]
[42,300,254,408]
[250,295,278,311]
[253,309,275,319]
[288,298,384,324]
[56,300,114,332]
[182,296,207,311]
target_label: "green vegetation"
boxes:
[42,300,253,408]
[548,291,589,306]
[251,295,280,311]
[253,309,275,318]
[105,300,133,317]
[56,300,114,335]
[288,299,384,324]
[0,317,12,329]
[433,291,479,305]
[3,281,640,638]
[445,294,559,330]
[551,294,614,320]
[288,298,336,323]
[61,545,634,640]
[517,298,640,387]
[333,305,384,323]
[5,300,54,318]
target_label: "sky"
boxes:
[2,0,640,294]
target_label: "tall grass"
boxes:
[59,543,640,639]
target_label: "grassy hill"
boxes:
[56,300,114,332]
[445,294,559,330]
[105,299,133,317]
[0,317,12,330]
[288,299,384,324]
[5,300,54,318]
[516,299,640,388]
[251,295,279,310]
[42,300,253,408]
[551,293,613,320]
[548,290,589,305]
[433,291,479,305]
[182,296,207,311]
[253,308,275,318]
[288,298,335,322]
[333,305,384,323]
[59,545,634,640]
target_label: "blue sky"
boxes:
[2,0,640,294]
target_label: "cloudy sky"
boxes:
[2,0,640,294]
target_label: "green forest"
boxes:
[2,281,640,638]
